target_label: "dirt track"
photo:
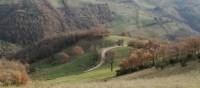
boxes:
[86,46,123,72]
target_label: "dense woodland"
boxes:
[0,0,112,45]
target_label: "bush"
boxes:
[118,36,200,76]
[54,52,70,64]
[0,59,29,86]
[120,32,130,37]
[72,46,85,56]
[119,59,130,69]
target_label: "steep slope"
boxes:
[175,0,200,32]
[63,0,200,40]
[1,0,199,44]
[131,0,199,39]
[0,0,113,45]
[8,29,107,63]
[1,0,200,44]
[0,0,67,45]
[0,40,21,58]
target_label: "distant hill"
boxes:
[61,0,200,40]
[1,0,200,44]
[0,0,112,45]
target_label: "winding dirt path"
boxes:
[86,46,123,72]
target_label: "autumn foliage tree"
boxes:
[119,49,153,70]
[72,46,85,56]
[182,36,200,55]
[118,36,200,75]
[0,59,29,86]
[54,52,70,64]
[90,26,110,38]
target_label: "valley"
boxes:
[1,0,200,88]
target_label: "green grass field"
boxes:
[8,61,200,88]
[31,45,133,83]
[32,52,98,80]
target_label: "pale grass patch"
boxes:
[4,70,200,88]
[3,61,200,88]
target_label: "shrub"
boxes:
[120,32,131,37]
[119,59,130,69]
[54,52,70,64]
[0,59,29,86]
[119,36,200,76]
[119,49,153,70]
[72,46,85,56]
[90,26,110,37]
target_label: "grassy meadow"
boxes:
[4,61,200,88]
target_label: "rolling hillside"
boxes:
[63,0,200,40]
[1,0,200,43]
[31,35,133,81]
[9,61,200,88]
[1,0,200,88]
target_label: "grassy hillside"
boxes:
[32,52,98,80]
[1,0,199,39]
[31,35,133,82]
[9,61,200,88]
[32,46,132,82]
[62,0,199,39]
[1,0,200,39]
[1,0,200,87]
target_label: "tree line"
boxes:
[117,36,200,76]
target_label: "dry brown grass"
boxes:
[4,61,200,88]
[7,72,200,88]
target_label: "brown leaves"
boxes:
[119,59,130,69]
[182,36,200,53]
[120,36,200,70]
[120,49,153,69]
[54,52,70,64]
[0,59,29,85]
[72,46,85,56]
